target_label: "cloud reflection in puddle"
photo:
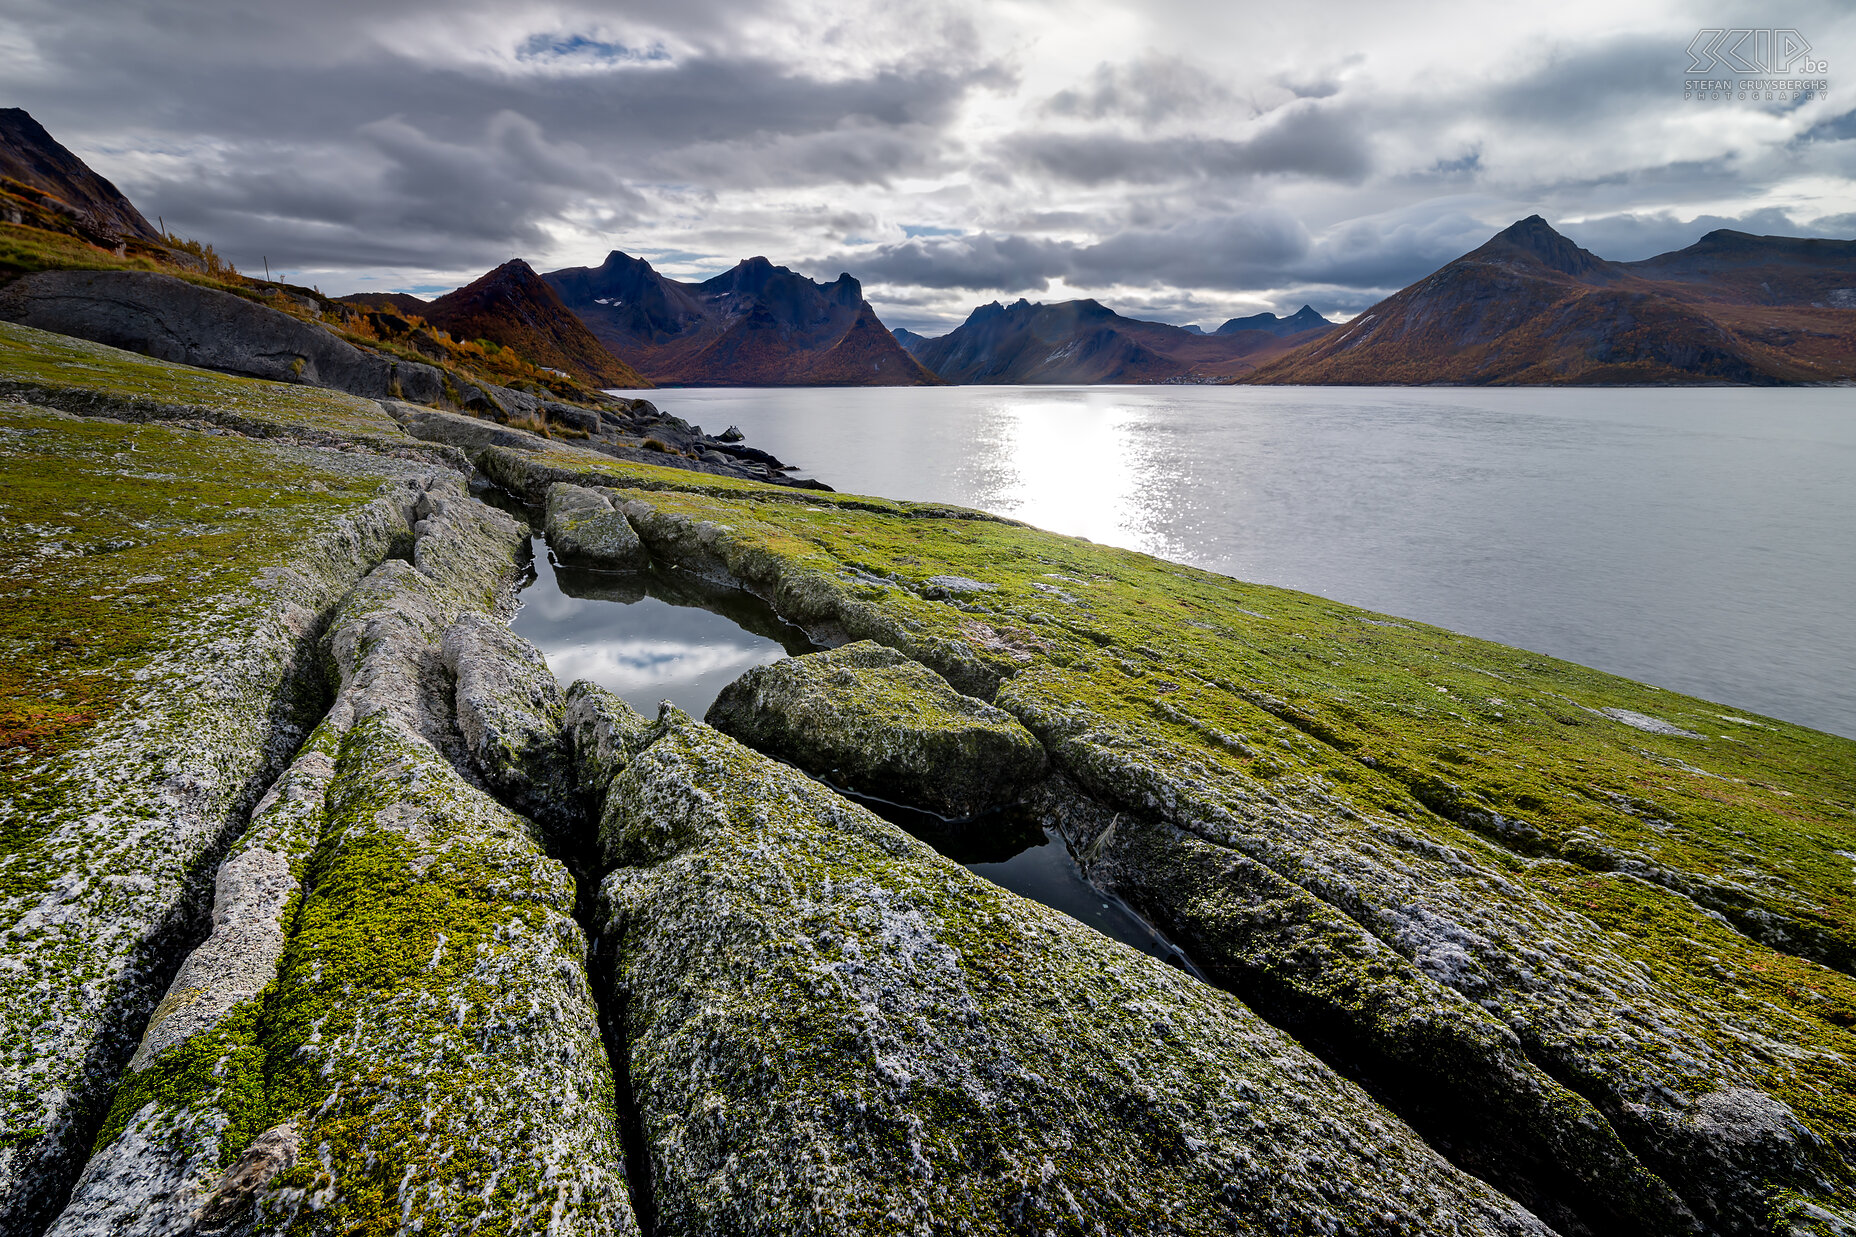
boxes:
[511,538,810,718]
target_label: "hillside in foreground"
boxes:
[1246,216,1856,385]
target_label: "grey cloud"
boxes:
[1004,103,1370,186]
[5,0,1001,272]
[1044,56,1234,125]
[846,202,1481,297]
[848,232,1074,292]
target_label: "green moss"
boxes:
[253,713,615,1228]
[89,997,269,1162]
[604,482,1856,1216]
[0,319,405,439]
[0,405,413,901]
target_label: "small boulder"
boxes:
[545,482,647,570]
[706,640,1046,817]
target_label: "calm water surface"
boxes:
[616,385,1856,738]
[511,539,813,718]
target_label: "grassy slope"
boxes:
[0,221,626,404]
[0,324,433,895]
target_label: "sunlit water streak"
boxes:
[610,384,1856,738]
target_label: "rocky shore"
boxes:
[1,318,1851,1236]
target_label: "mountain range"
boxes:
[1246,216,1856,385]
[542,252,940,387]
[1214,305,1333,337]
[4,108,1852,389]
[899,298,1334,384]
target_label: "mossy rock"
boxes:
[602,482,1856,1236]
[586,698,1549,1237]
[52,489,636,1234]
[706,640,1047,818]
[545,481,647,570]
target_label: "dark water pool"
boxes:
[512,537,813,718]
[510,532,1188,965]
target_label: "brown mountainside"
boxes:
[1246,216,1856,385]
[424,260,649,389]
[336,291,433,317]
[544,252,939,386]
[0,108,161,246]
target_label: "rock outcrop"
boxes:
[577,691,1551,1236]
[706,640,1047,817]
[0,387,439,1227]
[545,481,649,570]
[0,269,451,401]
[45,478,638,1235]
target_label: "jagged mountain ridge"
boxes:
[423,259,649,389]
[544,251,940,386]
[1246,216,1856,385]
[903,297,1333,384]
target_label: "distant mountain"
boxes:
[907,298,1333,384]
[544,252,939,386]
[1216,305,1332,337]
[1246,216,1856,385]
[892,327,932,350]
[424,260,649,389]
[336,291,433,317]
[0,108,161,246]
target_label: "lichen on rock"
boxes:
[545,481,648,570]
[43,474,636,1235]
[595,480,1856,1236]
[706,639,1047,818]
[583,696,1551,1236]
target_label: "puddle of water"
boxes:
[847,792,1195,970]
[505,517,1190,971]
[512,537,815,718]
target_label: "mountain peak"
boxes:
[543,250,939,387]
[427,259,646,388]
[1480,215,1610,279]
[0,106,162,243]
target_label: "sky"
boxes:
[3,0,1852,332]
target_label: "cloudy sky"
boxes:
[3,0,1851,331]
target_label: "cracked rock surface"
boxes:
[581,692,1552,1237]
[706,639,1047,818]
